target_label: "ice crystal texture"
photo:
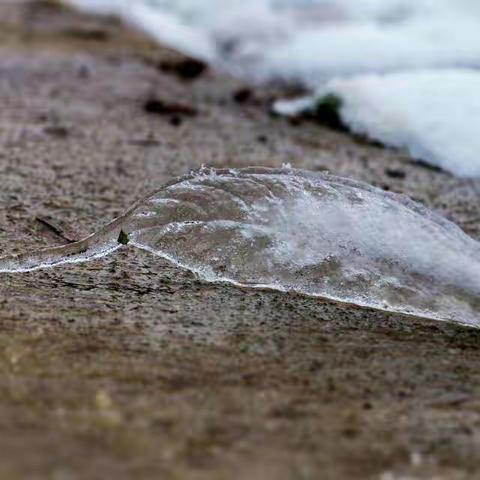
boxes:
[2,167,478,326]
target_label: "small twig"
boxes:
[35,216,76,244]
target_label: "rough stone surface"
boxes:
[1,2,480,479]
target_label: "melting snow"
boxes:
[274,69,480,177]
[66,0,480,175]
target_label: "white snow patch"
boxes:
[274,70,480,177]
[65,0,480,175]
[65,0,480,80]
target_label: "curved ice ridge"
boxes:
[1,167,479,326]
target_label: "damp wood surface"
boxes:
[1,1,480,479]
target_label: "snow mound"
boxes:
[275,70,480,177]
[66,0,480,81]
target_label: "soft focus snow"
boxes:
[66,0,480,176]
[66,0,480,80]
[274,70,480,177]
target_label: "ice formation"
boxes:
[1,167,479,326]
[273,69,480,177]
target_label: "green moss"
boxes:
[117,230,130,245]
[311,93,345,131]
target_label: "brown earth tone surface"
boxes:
[1,1,480,479]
